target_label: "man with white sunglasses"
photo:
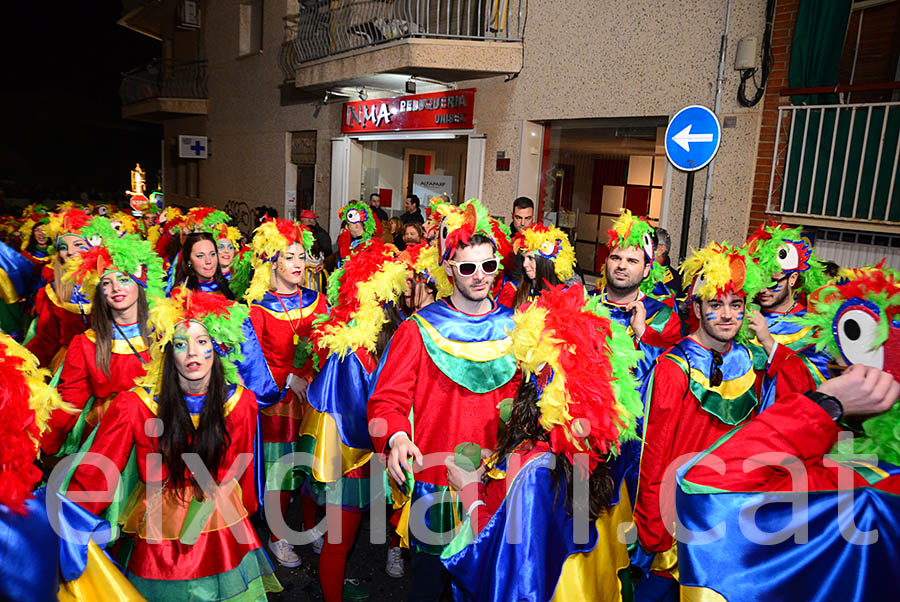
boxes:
[368,200,519,602]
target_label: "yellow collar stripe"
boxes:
[414,315,512,362]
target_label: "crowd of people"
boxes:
[0,182,898,602]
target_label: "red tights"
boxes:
[318,507,362,602]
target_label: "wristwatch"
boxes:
[804,391,844,422]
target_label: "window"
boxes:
[239,0,263,56]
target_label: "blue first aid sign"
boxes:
[665,105,721,172]
[178,135,208,159]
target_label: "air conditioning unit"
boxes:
[177,0,201,30]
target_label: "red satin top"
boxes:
[66,386,261,580]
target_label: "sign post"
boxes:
[664,105,721,260]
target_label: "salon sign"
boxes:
[342,88,476,133]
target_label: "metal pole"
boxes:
[698,0,732,246]
[680,171,695,263]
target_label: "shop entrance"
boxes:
[329,132,485,237]
[539,117,670,274]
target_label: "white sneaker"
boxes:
[312,533,324,555]
[385,546,404,578]
[268,538,302,568]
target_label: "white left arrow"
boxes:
[671,124,714,152]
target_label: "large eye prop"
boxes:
[537,239,562,259]
[690,274,708,299]
[345,209,361,223]
[641,232,655,264]
[438,217,452,263]
[833,298,884,370]
[776,243,800,272]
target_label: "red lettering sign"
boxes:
[342,88,476,133]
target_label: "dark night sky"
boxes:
[0,1,162,203]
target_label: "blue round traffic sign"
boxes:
[665,105,721,172]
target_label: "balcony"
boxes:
[283,0,524,92]
[119,59,209,122]
[767,89,900,233]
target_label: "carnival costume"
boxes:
[336,201,378,265]
[63,289,282,601]
[41,231,165,456]
[299,238,413,601]
[243,218,328,493]
[368,199,521,555]
[510,222,576,304]
[25,208,97,369]
[634,243,813,593]
[591,210,681,382]
[18,203,52,272]
[675,267,900,601]
[167,207,232,295]
[0,237,36,340]
[0,334,147,602]
[745,221,831,406]
[441,284,643,601]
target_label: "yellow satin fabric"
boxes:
[680,585,728,602]
[135,386,243,427]
[414,315,512,361]
[668,355,755,400]
[57,540,146,601]
[84,329,148,353]
[46,282,92,314]
[650,540,679,581]
[0,269,19,303]
[298,408,372,483]
[750,326,813,348]
[257,303,319,322]
[551,482,634,602]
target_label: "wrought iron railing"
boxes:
[285,0,524,69]
[120,59,208,105]
[767,100,900,225]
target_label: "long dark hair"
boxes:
[375,304,406,361]
[513,255,560,308]
[91,283,151,376]
[176,232,235,299]
[492,378,614,520]
[157,344,231,498]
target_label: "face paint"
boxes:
[705,311,717,322]
[173,335,189,355]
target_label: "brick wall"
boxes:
[747,0,801,237]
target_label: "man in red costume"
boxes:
[368,199,519,602]
[634,243,815,601]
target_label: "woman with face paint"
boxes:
[241,217,328,568]
[64,289,282,601]
[25,208,95,369]
[40,232,165,457]
[510,224,576,308]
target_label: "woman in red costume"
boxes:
[41,231,165,457]
[244,217,328,568]
[65,289,283,601]
[25,208,95,370]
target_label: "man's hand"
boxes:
[288,374,308,404]
[747,310,775,354]
[817,364,900,417]
[387,432,423,486]
[444,455,483,492]
[625,300,647,340]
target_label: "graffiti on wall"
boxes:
[224,199,252,237]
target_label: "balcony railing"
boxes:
[120,59,208,105]
[767,100,900,225]
[285,0,524,69]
